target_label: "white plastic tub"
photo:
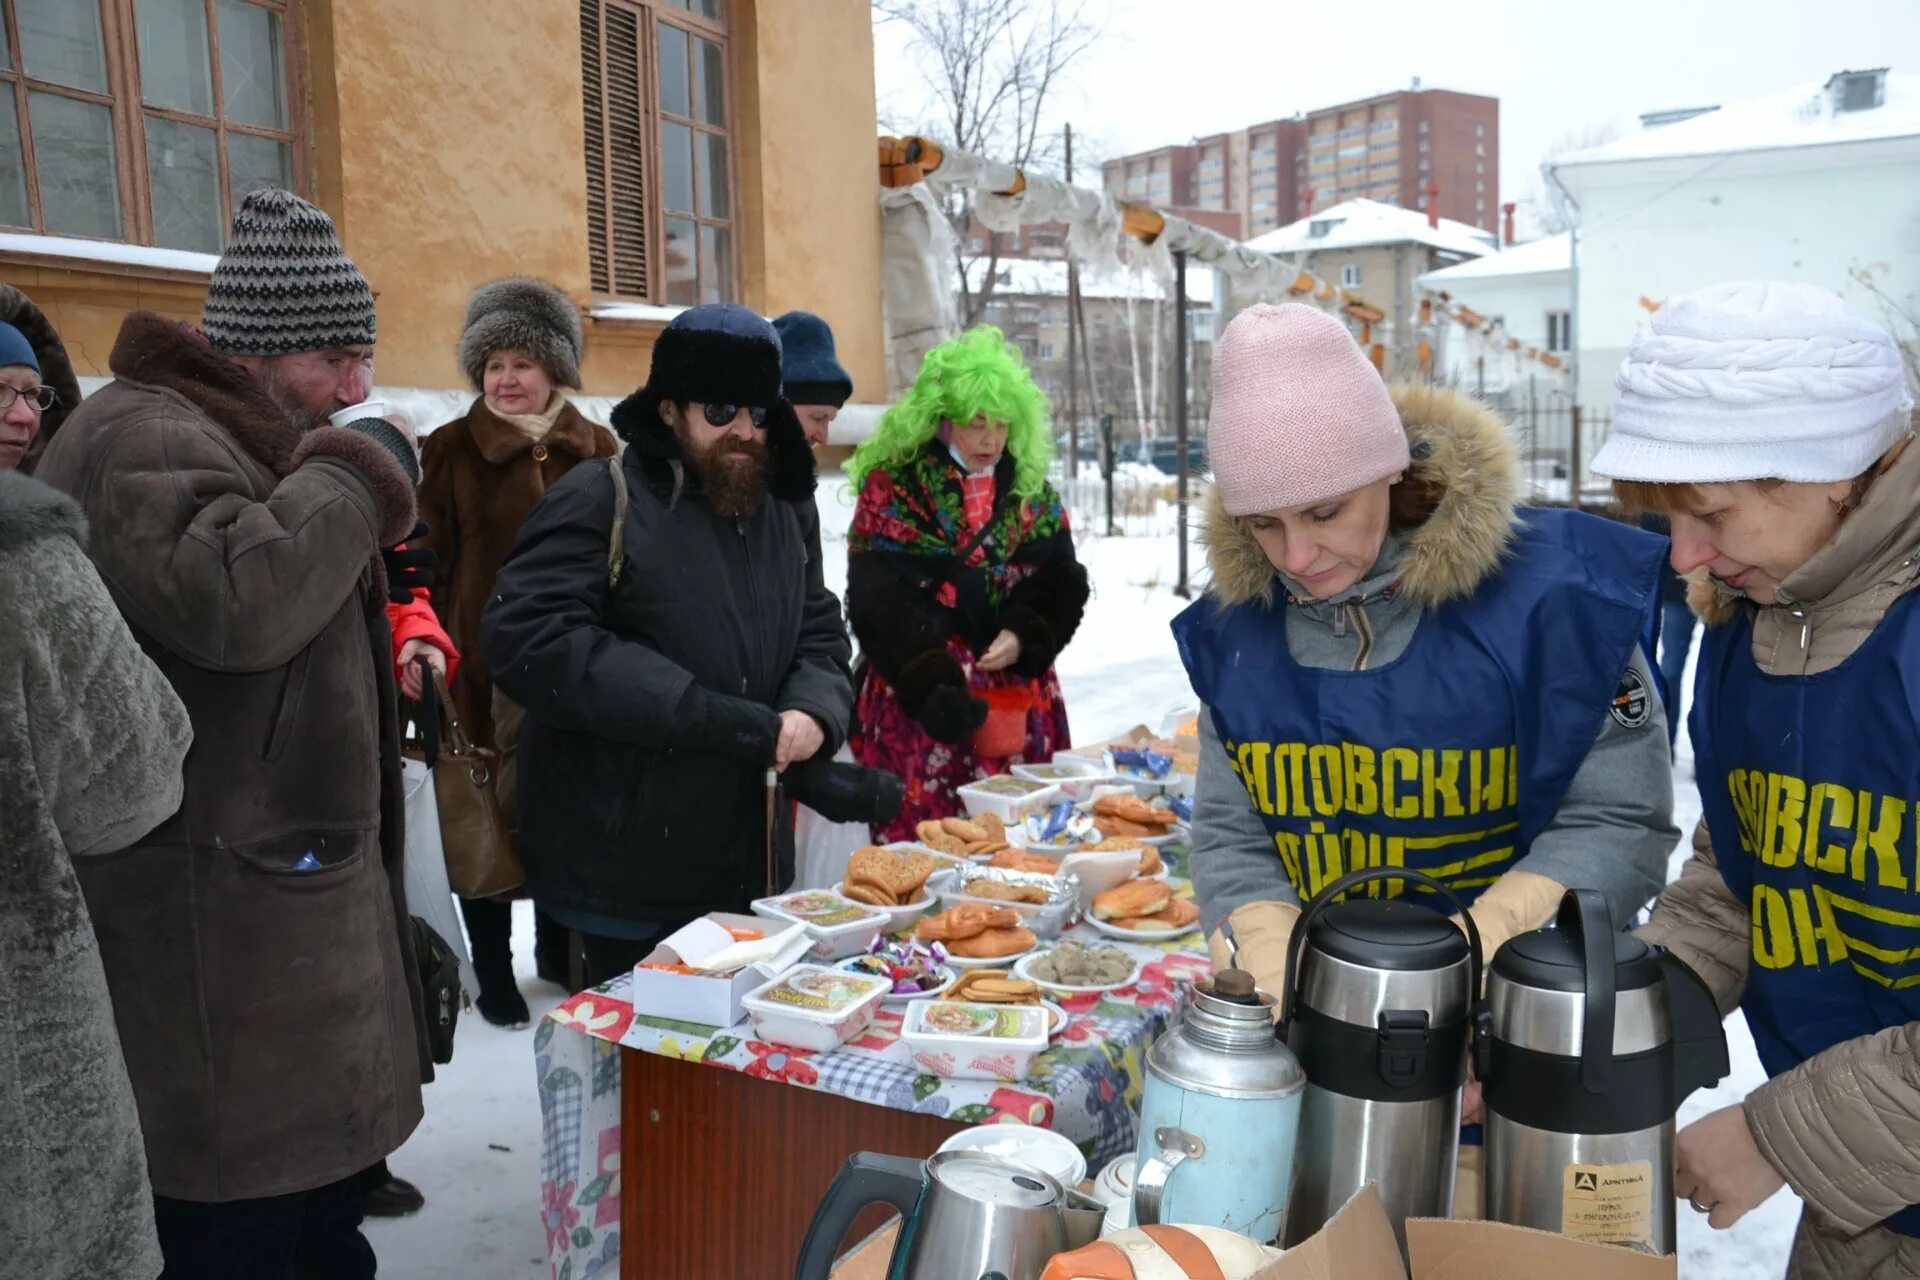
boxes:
[956,776,1061,824]
[740,964,891,1052]
[1011,758,1118,802]
[900,998,1051,1081]
[750,889,890,961]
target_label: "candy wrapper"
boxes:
[1020,800,1098,849]
[847,936,950,995]
[1166,793,1194,824]
[1109,747,1173,780]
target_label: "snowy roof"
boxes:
[0,230,217,275]
[964,257,1217,305]
[1418,233,1570,286]
[1243,199,1496,260]
[1554,71,1920,167]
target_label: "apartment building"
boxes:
[1104,83,1499,239]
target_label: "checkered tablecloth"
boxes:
[534,851,1209,1278]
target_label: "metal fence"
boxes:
[1508,401,1616,508]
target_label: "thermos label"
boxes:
[1561,1161,1654,1251]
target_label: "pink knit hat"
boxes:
[1208,303,1409,516]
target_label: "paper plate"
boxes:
[833,956,957,1005]
[946,944,1040,971]
[1043,999,1069,1039]
[1085,915,1200,943]
[1013,949,1143,995]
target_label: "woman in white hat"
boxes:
[1598,281,1920,1278]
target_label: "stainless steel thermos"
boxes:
[1481,889,1728,1254]
[1276,868,1489,1253]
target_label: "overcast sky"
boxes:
[874,0,1919,234]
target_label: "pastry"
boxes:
[917,903,1019,943]
[942,816,990,843]
[977,813,1008,842]
[946,925,1038,958]
[964,879,1049,905]
[1136,845,1164,876]
[1113,896,1201,932]
[1093,879,1172,921]
[916,821,970,855]
[1091,794,1178,829]
[947,970,1042,1004]
[988,848,1062,874]
[846,846,935,907]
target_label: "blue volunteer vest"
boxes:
[1692,591,1920,1236]
[1173,507,1663,907]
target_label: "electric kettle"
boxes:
[793,1149,1105,1280]
[1276,867,1488,1252]
[1482,888,1729,1254]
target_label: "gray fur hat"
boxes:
[457,277,584,390]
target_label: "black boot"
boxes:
[462,897,530,1028]
[534,908,573,990]
[360,1160,426,1218]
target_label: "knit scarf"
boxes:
[850,441,1069,612]
[489,390,568,444]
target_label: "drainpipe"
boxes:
[1544,161,1582,501]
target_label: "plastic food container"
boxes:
[956,776,1061,824]
[938,867,1078,940]
[750,890,890,961]
[741,964,891,1052]
[901,999,1051,1081]
[1012,758,1119,802]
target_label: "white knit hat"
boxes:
[1592,281,1913,483]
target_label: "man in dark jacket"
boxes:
[32,189,428,1280]
[483,304,853,984]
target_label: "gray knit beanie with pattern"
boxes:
[201,188,377,356]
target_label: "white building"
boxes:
[1546,67,1920,409]
[1238,198,1496,378]
[1417,233,1571,398]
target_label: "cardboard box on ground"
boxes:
[1250,1188,1677,1280]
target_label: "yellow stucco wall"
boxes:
[6,0,886,402]
[732,0,887,401]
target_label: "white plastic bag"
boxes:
[403,755,480,1001]
[793,746,875,889]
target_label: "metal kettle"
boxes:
[1131,969,1306,1244]
[1482,889,1729,1254]
[1276,868,1489,1253]
[793,1150,1104,1280]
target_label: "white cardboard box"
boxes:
[627,912,811,1028]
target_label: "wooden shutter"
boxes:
[580,0,650,298]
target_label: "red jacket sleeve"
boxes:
[386,552,461,686]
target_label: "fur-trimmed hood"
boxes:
[3,285,84,475]
[1203,381,1520,608]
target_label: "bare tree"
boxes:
[875,0,1099,325]
[1852,262,1920,397]
[1525,119,1628,236]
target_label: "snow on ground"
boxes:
[368,478,1793,1277]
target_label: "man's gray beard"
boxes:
[256,364,333,433]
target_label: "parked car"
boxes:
[1129,436,1209,476]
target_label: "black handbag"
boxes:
[411,916,463,1065]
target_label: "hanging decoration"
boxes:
[1416,287,1573,388]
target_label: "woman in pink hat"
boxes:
[1172,303,1679,1207]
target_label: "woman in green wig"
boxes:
[845,326,1089,840]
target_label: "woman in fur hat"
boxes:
[845,325,1089,841]
[418,278,617,1026]
[1175,305,1678,1212]
[1598,283,1920,1279]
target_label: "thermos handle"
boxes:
[1656,947,1731,1105]
[1277,867,1490,1070]
[1132,1126,1205,1227]
[1555,889,1617,1093]
[791,1151,927,1280]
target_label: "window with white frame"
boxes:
[1340,263,1362,288]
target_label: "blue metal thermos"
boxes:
[1131,969,1305,1244]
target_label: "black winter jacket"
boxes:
[480,395,852,924]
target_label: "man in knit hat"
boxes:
[773,309,854,446]
[1597,283,1920,1278]
[482,304,853,983]
[34,188,427,1279]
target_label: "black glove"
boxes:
[383,522,436,605]
[915,683,988,745]
[784,758,905,825]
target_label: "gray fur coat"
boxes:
[0,470,191,1279]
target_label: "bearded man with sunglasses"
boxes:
[482,304,852,982]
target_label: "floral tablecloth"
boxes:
[535,853,1209,1279]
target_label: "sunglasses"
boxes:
[0,384,57,413]
[701,402,768,429]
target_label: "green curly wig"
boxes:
[849,325,1054,499]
